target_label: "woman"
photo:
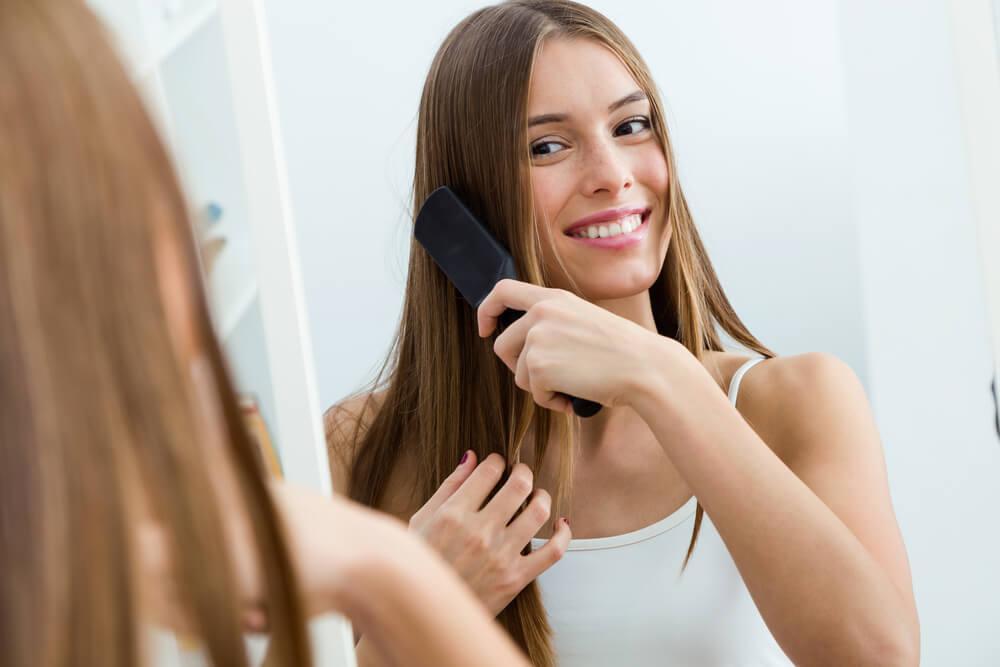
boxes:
[0,2,529,665]
[327,1,920,665]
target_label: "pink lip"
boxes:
[563,206,650,235]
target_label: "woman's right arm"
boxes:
[271,484,529,667]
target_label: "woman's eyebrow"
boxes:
[527,90,648,128]
[608,90,647,113]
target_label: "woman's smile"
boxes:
[527,37,670,298]
[564,207,652,249]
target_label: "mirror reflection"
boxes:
[66,0,1000,665]
[277,1,1000,665]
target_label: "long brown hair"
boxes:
[0,1,311,665]
[337,1,772,664]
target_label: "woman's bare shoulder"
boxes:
[732,352,867,465]
[701,349,762,395]
[324,391,383,435]
[323,391,420,520]
[323,391,385,494]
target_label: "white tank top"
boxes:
[531,357,793,666]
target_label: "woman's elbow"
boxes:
[864,619,920,667]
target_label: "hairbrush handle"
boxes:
[569,395,603,418]
[497,309,603,418]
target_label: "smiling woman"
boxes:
[526,40,670,300]
[325,2,919,666]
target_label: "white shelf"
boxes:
[220,278,259,339]
[157,11,261,354]
[139,1,219,80]
[82,1,352,664]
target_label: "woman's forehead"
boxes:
[527,37,641,117]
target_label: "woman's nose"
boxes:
[579,140,633,197]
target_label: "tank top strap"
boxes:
[727,357,767,408]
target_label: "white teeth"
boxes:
[570,213,644,239]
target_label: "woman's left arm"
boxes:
[479,280,919,667]
[632,346,919,667]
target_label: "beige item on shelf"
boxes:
[200,235,226,274]
[239,395,283,479]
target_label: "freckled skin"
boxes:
[528,37,671,303]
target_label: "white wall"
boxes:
[263,0,1000,662]
[263,0,489,406]
[263,0,868,407]
[620,1,866,384]
[839,1,1000,663]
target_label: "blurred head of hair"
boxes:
[0,2,311,664]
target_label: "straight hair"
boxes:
[336,2,773,664]
[0,2,312,664]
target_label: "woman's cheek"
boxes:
[637,145,669,194]
[531,173,565,237]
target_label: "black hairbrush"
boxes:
[414,186,602,418]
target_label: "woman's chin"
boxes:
[574,277,660,303]
[548,255,665,301]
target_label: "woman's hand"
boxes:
[137,483,401,634]
[478,279,674,413]
[408,451,571,616]
[140,481,534,666]
[268,482,413,619]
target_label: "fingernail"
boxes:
[460,451,470,465]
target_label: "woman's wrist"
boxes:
[624,335,680,413]
[318,507,417,622]
[625,336,719,421]
[390,558,528,665]
[267,483,417,624]
[331,526,528,666]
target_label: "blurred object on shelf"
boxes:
[198,200,226,273]
[240,395,283,479]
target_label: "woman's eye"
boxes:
[614,117,651,137]
[531,140,567,157]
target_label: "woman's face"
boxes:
[527,37,671,301]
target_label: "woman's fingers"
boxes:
[478,279,550,337]
[521,517,571,581]
[481,463,534,526]
[415,449,478,517]
[493,309,533,373]
[505,488,552,551]
[405,445,570,615]
[446,453,506,510]
[514,349,530,393]
[514,338,572,414]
